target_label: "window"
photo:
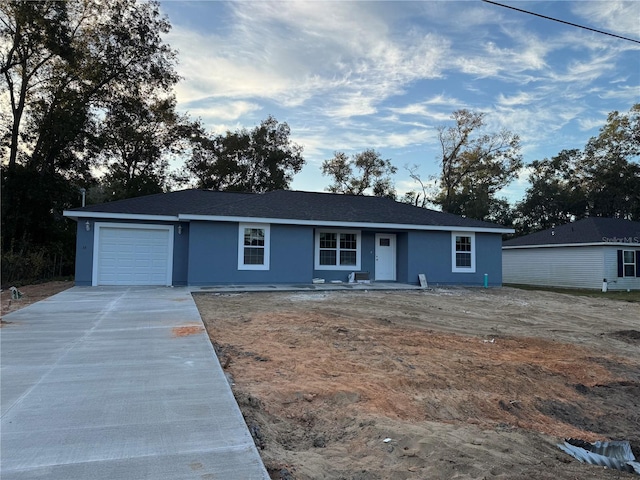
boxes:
[315,230,361,270]
[623,250,636,277]
[238,224,270,270]
[451,232,475,273]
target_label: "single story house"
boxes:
[63,189,513,287]
[502,217,640,291]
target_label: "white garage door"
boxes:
[95,225,173,286]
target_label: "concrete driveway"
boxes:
[0,287,268,480]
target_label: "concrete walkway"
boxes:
[0,287,268,480]
[193,281,426,293]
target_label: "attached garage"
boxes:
[93,223,174,286]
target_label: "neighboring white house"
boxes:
[503,217,640,291]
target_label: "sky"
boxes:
[159,0,640,204]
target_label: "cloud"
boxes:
[572,1,640,39]
[553,54,617,84]
[577,116,607,132]
[170,27,323,107]
[387,95,466,123]
[289,128,335,162]
[450,31,551,82]
[598,85,640,101]
[385,129,434,149]
[184,100,262,122]
[325,92,378,118]
[496,91,539,107]
[387,103,452,121]
[167,1,450,123]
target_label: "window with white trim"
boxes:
[623,250,636,277]
[451,232,476,273]
[315,230,361,270]
[238,224,270,270]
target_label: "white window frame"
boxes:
[238,223,270,270]
[622,250,636,277]
[314,229,361,270]
[451,232,476,273]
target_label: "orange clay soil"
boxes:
[172,324,205,337]
[195,287,640,480]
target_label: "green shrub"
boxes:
[1,241,74,286]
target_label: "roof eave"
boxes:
[62,210,514,233]
[503,242,640,249]
[63,211,180,222]
[178,214,514,233]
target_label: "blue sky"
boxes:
[159,1,640,203]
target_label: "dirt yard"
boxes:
[1,280,73,319]
[195,287,640,480]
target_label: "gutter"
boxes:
[63,211,179,222]
[62,210,514,234]
[503,242,640,249]
[178,214,515,234]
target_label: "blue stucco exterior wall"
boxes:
[74,221,94,286]
[404,230,503,286]
[72,217,504,287]
[187,221,314,285]
[476,233,504,286]
[396,233,409,283]
[271,224,314,281]
[172,223,189,286]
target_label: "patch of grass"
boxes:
[506,284,640,303]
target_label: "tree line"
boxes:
[321,104,640,236]
[1,1,638,284]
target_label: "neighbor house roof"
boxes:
[64,189,512,233]
[503,217,640,248]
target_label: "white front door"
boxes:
[375,234,396,281]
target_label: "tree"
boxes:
[322,149,397,198]
[514,150,587,235]
[400,164,436,208]
[95,93,195,200]
[434,110,522,220]
[580,104,640,220]
[186,116,305,192]
[0,0,179,283]
[513,104,640,236]
[1,0,178,176]
[1,2,73,170]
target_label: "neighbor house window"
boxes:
[238,223,270,270]
[623,250,636,277]
[451,232,476,273]
[315,230,361,270]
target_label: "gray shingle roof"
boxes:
[68,190,254,216]
[503,217,640,247]
[68,189,508,230]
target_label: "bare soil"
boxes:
[195,287,640,480]
[1,280,73,319]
